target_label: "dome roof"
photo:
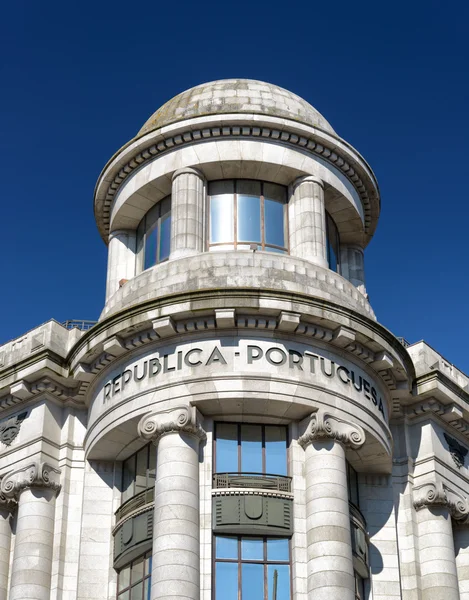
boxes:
[138,79,336,137]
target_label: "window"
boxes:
[347,462,359,507]
[136,196,171,271]
[209,180,287,253]
[214,423,288,476]
[354,572,365,600]
[117,551,151,600]
[326,211,340,272]
[122,444,156,504]
[214,536,291,600]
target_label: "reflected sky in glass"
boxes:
[267,538,289,561]
[160,215,171,260]
[267,564,290,600]
[241,538,263,560]
[216,424,238,472]
[144,227,157,270]
[241,425,262,472]
[216,536,238,560]
[211,196,234,243]
[215,563,237,600]
[265,199,284,247]
[237,195,261,242]
[242,563,263,600]
[265,427,287,475]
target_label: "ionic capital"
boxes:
[299,409,365,450]
[138,405,206,444]
[413,480,469,521]
[0,462,61,501]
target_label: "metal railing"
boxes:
[62,320,97,331]
[115,487,155,522]
[213,472,292,493]
[397,337,411,348]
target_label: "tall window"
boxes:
[117,551,151,600]
[136,196,171,271]
[214,536,291,600]
[347,462,359,506]
[326,211,340,272]
[121,444,156,504]
[209,180,287,253]
[214,423,287,475]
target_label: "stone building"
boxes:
[0,79,468,600]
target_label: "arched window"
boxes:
[208,180,287,253]
[136,196,171,271]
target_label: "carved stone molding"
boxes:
[298,409,366,450]
[138,405,206,444]
[0,462,61,500]
[413,480,469,521]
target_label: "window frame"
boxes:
[213,422,289,477]
[207,180,289,254]
[121,443,156,505]
[136,196,171,272]
[116,550,152,600]
[326,210,340,272]
[212,535,292,600]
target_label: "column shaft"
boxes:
[417,506,460,600]
[10,488,56,600]
[105,229,137,301]
[455,526,469,599]
[305,439,355,600]
[0,509,11,600]
[288,176,328,267]
[151,432,201,600]
[170,167,205,259]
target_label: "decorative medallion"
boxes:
[444,433,468,469]
[0,411,27,446]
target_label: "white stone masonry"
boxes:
[170,167,205,260]
[105,229,137,301]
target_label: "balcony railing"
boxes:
[62,319,97,331]
[213,472,292,493]
[115,487,155,523]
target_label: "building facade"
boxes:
[0,79,468,600]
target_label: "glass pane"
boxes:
[144,578,150,600]
[264,198,285,247]
[211,195,234,243]
[131,556,144,582]
[264,182,286,203]
[135,449,147,495]
[241,537,263,561]
[209,180,234,196]
[265,426,287,476]
[118,565,131,591]
[159,215,171,261]
[160,195,171,216]
[266,247,286,254]
[131,582,143,600]
[122,457,135,503]
[348,464,359,506]
[241,425,263,473]
[136,218,145,270]
[145,203,160,231]
[326,213,339,272]
[216,536,238,559]
[144,226,158,270]
[215,562,238,600]
[216,424,238,472]
[267,564,290,600]
[237,180,261,197]
[147,449,156,490]
[267,538,289,562]
[242,563,264,600]
[118,591,130,600]
[237,195,261,242]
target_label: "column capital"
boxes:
[299,409,365,450]
[171,166,205,181]
[413,480,469,521]
[0,461,61,501]
[138,405,206,444]
[292,175,324,190]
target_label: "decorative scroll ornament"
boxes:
[0,461,61,500]
[138,405,206,444]
[0,411,27,446]
[413,480,469,521]
[444,433,468,469]
[298,409,365,450]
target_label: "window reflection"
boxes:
[214,536,291,600]
[117,551,151,600]
[122,444,156,504]
[326,212,340,272]
[215,423,287,475]
[209,180,287,253]
[136,196,171,271]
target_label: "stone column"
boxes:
[1,462,61,600]
[105,229,137,301]
[340,245,366,294]
[170,167,205,260]
[413,481,467,600]
[138,405,206,600]
[288,175,328,268]
[299,409,365,600]
[0,495,15,600]
[454,525,469,599]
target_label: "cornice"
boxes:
[138,405,206,444]
[0,461,61,500]
[94,118,379,243]
[298,408,366,450]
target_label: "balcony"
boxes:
[213,472,292,493]
[113,488,154,568]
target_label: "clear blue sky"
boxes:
[1,1,468,371]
